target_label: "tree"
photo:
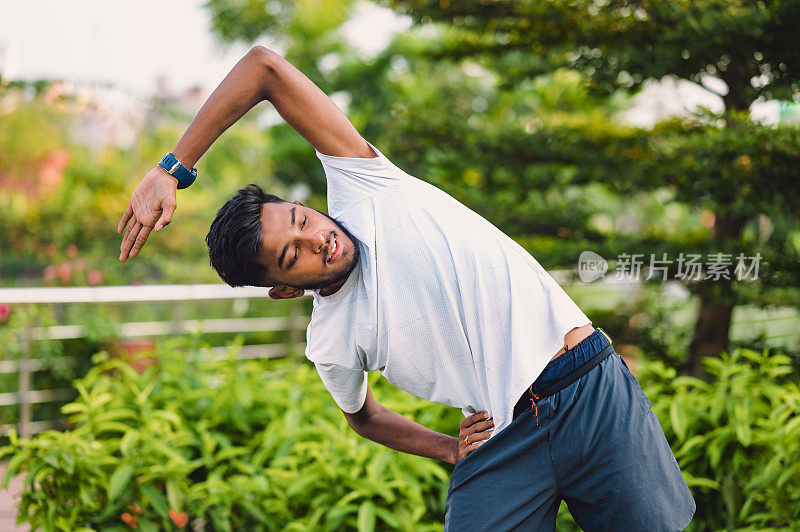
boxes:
[377,0,800,371]
[203,0,800,372]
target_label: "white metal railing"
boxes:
[0,284,311,438]
[0,283,269,303]
[1,281,797,438]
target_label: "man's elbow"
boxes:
[342,387,380,437]
[246,45,279,66]
[244,46,284,98]
[343,409,371,437]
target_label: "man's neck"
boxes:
[318,276,348,297]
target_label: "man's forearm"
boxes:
[350,403,459,465]
[172,47,274,169]
[171,44,370,171]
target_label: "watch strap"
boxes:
[159,153,197,189]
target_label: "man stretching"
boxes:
[118,46,695,530]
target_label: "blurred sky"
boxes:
[0,0,782,125]
[0,0,408,95]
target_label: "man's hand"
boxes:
[118,166,178,262]
[455,411,494,465]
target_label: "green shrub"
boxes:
[0,338,461,531]
[639,348,800,530]
[2,340,798,531]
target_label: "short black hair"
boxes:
[206,184,285,287]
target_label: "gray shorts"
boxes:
[444,331,695,531]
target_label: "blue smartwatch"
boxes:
[159,153,197,189]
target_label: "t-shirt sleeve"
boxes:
[316,142,410,217]
[313,361,368,414]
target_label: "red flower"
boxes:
[169,509,188,527]
[121,512,138,528]
[43,265,57,282]
[57,262,72,283]
[127,503,142,515]
[0,304,10,323]
[66,244,78,258]
[87,269,104,285]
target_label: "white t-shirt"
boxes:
[305,143,591,437]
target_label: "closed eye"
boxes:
[289,216,306,268]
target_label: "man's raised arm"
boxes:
[118,46,373,262]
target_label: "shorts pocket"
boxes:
[615,354,652,410]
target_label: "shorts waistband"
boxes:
[535,328,612,389]
[512,328,614,422]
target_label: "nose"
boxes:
[310,231,326,254]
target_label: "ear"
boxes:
[268,285,304,300]
[292,200,305,207]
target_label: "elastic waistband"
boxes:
[535,328,612,389]
[512,328,614,422]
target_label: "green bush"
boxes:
[639,348,800,530]
[2,341,798,530]
[0,338,461,531]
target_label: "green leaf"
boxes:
[374,506,401,528]
[120,430,140,457]
[107,463,135,503]
[733,402,752,446]
[240,499,269,523]
[327,503,358,530]
[357,501,376,532]
[669,401,686,441]
[166,479,183,513]
[61,402,87,415]
[141,484,169,519]
[95,421,135,435]
[684,475,720,491]
[2,452,26,488]
[95,408,139,423]
[79,483,95,507]
[215,446,250,462]
[138,518,158,532]
[150,410,182,427]
[0,445,17,462]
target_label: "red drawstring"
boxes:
[529,384,541,426]
[524,329,613,427]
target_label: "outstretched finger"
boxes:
[121,219,135,252]
[128,224,153,259]
[120,221,142,262]
[118,204,133,234]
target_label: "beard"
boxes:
[289,210,361,292]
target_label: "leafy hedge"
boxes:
[0,338,461,531]
[1,341,798,530]
[639,349,800,530]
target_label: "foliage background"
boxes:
[1,341,798,530]
[1,0,799,530]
